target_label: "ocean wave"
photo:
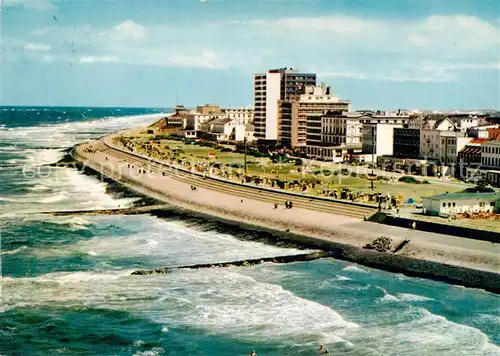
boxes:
[0,245,28,255]
[27,184,51,191]
[397,293,435,302]
[0,145,18,151]
[2,268,359,346]
[342,265,370,273]
[38,192,68,203]
[350,307,500,355]
[377,293,400,303]
[0,196,20,202]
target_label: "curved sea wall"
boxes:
[69,140,500,294]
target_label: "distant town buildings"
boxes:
[164,66,500,186]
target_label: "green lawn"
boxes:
[118,135,464,203]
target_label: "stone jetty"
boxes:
[131,251,331,275]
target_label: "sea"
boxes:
[0,106,498,356]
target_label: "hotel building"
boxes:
[278,84,351,150]
[253,68,316,142]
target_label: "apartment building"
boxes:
[182,104,227,137]
[481,140,500,169]
[420,118,457,160]
[393,127,421,158]
[277,85,350,150]
[362,122,404,159]
[254,68,316,142]
[223,108,253,124]
[321,111,363,148]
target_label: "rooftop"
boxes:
[482,140,500,146]
[423,192,500,201]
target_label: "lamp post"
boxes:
[370,126,375,191]
[243,136,248,176]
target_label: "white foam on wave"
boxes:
[38,192,68,203]
[0,196,18,202]
[2,268,358,347]
[39,217,308,266]
[0,112,165,213]
[0,245,28,256]
[27,184,50,191]
[349,306,500,355]
[377,293,400,303]
[134,347,166,356]
[0,145,18,151]
[397,293,435,302]
[342,265,369,273]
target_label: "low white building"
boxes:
[481,140,500,169]
[422,192,500,217]
[362,122,403,161]
[223,108,253,124]
[199,118,255,142]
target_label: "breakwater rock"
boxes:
[131,251,331,275]
[363,236,393,252]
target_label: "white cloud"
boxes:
[22,14,499,82]
[24,42,51,52]
[98,20,148,42]
[3,0,56,11]
[79,55,119,64]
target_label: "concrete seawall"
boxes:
[69,141,500,294]
[376,213,500,243]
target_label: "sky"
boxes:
[0,0,499,110]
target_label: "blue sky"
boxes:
[1,0,499,109]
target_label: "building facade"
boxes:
[223,108,253,124]
[422,192,500,217]
[393,127,421,158]
[254,68,316,142]
[278,84,351,151]
[362,122,403,160]
[481,140,500,169]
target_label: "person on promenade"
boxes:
[249,351,257,356]
[274,202,278,209]
[285,201,289,209]
[289,201,293,209]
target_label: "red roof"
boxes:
[470,138,489,144]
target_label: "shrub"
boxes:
[398,176,419,184]
[422,180,430,184]
[220,147,233,152]
[465,185,495,193]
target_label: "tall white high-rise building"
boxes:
[253,72,281,140]
[253,68,316,141]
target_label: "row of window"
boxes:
[442,201,495,208]
[481,157,500,167]
[482,146,500,154]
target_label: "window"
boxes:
[479,202,485,207]
[490,202,496,207]
[443,202,446,207]
[452,202,456,207]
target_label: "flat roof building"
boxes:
[422,192,500,217]
[254,68,316,142]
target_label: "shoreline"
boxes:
[68,138,500,294]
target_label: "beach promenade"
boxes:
[70,135,500,279]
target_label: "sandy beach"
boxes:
[71,137,500,279]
